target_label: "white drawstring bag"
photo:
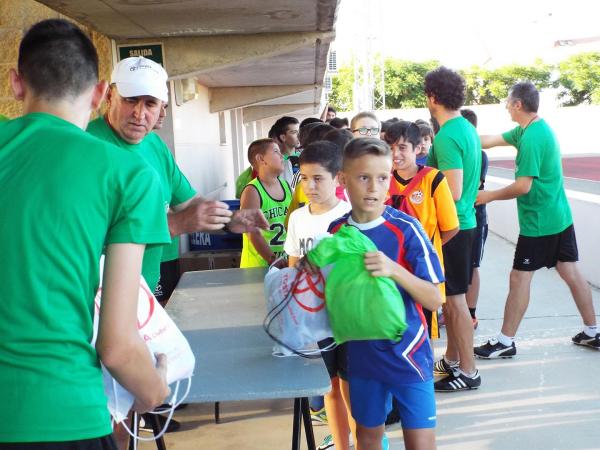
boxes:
[263,266,334,357]
[91,257,195,445]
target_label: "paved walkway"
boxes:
[140,232,600,449]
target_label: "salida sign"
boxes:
[117,43,164,66]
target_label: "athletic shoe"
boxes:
[317,434,334,450]
[434,370,481,392]
[433,357,458,376]
[474,338,516,359]
[572,332,600,350]
[139,414,181,433]
[310,407,328,425]
[472,317,479,329]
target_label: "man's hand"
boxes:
[476,190,494,206]
[132,353,170,413]
[169,199,233,236]
[228,209,269,234]
[364,251,397,278]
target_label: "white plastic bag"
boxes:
[91,257,195,433]
[263,266,334,357]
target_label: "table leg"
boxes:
[291,398,302,450]
[301,397,316,450]
[214,402,220,424]
[148,414,168,450]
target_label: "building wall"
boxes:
[0,0,112,118]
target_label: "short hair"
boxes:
[247,138,276,165]
[380,117,400,133]
[299,140,342,176]
[327,105,336,113]
[271,116,299,141]
[329,117,349,129]
[323,128,354,150]
[300,117,323,128]
[305,123,335,147]
[417,122,434,138]
[460,108,478,127]
[384,121,422,149]
[18,19,99,101]
[343,137,391,168]
[350,111,379,130]
[508,81,539,113]
[424,66,466,110]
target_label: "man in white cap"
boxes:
[88,56,268,293]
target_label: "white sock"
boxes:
[457,367,478,378]
[583,325,598,337]
[444,355,459,366]
[497,332,514,347]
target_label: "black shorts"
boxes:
[318,338,347,380]
[513,224,578,271]
[471,222,489,269]
[0,435,117,450]
[442,228,476,296]
[154,259,181,305]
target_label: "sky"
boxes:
[334,0,600,69]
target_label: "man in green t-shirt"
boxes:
[474,81,598,357]
[424,67,483,392]
[88,56,268,294]
[0,19,171,448]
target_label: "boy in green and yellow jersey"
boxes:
[240,138,292,268]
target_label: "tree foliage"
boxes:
[328,52,600,111]
[556,52,600,106]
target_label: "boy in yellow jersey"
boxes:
[384,121,459,339]
[240,138,292,268]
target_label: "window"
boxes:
[327,50,337,73]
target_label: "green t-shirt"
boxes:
[0,113,170,442]
[240,177,292,267]
[427,116,481,230]
[0,114,8,122]
[502,119,572,236]
[87,117,196,288]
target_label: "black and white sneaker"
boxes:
[434,370,481,392]
[433,357,459,376]
[474,338,516,359]
[572,332,600,350]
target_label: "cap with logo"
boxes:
[111,56,169,102]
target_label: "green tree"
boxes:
[377,59,439,108]
[462,61,554,105]
[328,65,354,112]
[556,52,600,106]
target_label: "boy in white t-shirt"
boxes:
[284,140,352,450]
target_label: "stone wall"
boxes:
[0,0,112,118]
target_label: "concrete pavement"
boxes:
[139,232,600,450]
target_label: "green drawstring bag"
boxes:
[307,224,407,344]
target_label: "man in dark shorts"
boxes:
[424,67,483,392]
[475,81,598,357]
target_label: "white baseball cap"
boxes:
[111,56,169,102]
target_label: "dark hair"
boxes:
[329,117,349,129]
[323,128,354,150]
[380,117,400,133]
[384,121,421,149]
[18,19,98,101]
[299,140,342,176]
[327,105,336,113]
[300,117,323,128]
[305,123,335,147]
[509,81,539,113]
[460,108,478,127]
[270,116,299,141]
[343,137,391,168]
[424,66,466,110]
[416,122,434,138]
[298,122,321,147]
[248,138,276,165]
